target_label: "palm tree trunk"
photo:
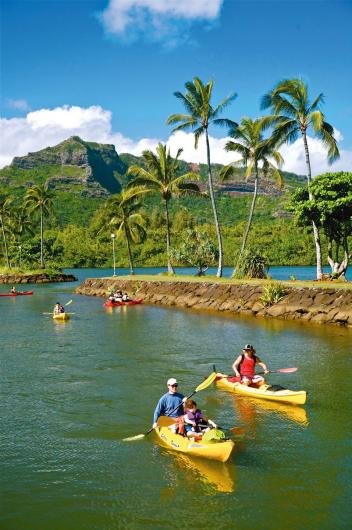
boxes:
[40,206,45,268]
[164,198,175,274]
[302,131,323,280]
[205,129,223,277]
[234,167,258,275]
[0,214,10,269]
[124,223,135,275]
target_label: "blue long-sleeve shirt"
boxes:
[153,392,185,423]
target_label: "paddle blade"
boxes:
[157,416,177,427]
[195,372,217,392]
[122,433,145,442]
[273,367,298,374]
[66,300,73,306]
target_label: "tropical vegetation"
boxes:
[261,78,340,279]
[0,77,350,282]
[127,143,200,274]
[167,77,237,277]
[220,117,283,274]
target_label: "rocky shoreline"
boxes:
[76,277,352,328]
[0,273,77,284]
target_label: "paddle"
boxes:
[213,364,298,379]
[122,372,217,442]
[43,312,75,315]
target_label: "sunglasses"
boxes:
[169,384,178,387]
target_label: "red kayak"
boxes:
[0,291,34,297]
[104,298,143,307]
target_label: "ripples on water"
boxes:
[1,270,351,530]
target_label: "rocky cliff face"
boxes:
[76,278,352,327]
[9,136,127,196]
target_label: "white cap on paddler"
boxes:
[167,377,178,386]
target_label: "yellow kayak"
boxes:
[53,312,70,321]
[154,425,235,463]
[216,373,307,405]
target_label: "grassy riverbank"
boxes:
[100,274,352,290]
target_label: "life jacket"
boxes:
[185,409,204,432]
[175,416,185,435]
[238,353,257,377]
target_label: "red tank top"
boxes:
[240,355,256,377]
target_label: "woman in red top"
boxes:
[232,344,269,387]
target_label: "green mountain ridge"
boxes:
[0,135,306,229]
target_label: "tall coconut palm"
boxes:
[0,194,13,268]
[101,189,147,275]
[127,143,200,274]
[220,117,283,275]
[261,78,340,279]
[24,182,54,268]
[167,77,237,277]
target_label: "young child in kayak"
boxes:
[182,399,217,438]
[232,344,269,387]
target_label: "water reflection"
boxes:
[231,395,309,427]
[164,451,236,494]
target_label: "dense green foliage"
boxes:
[170,228,218,275]
[288,172,352,277]
[0,135,350,273]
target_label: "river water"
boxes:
[1,269,351,530]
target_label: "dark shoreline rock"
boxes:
[76,278,352,328]
[0,273,77,284]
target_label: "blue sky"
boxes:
[1,0,351,173]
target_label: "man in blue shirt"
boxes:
[153,378,185,428]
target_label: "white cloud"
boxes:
[7,99,30,112]
[279,135,352,176]
[99,0,223,45]
[1,104,351,177]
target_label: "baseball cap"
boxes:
[167,378,178,386]
[243,344,254,350]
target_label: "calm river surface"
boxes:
[1,269,351,530]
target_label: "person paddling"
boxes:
[232,344,269,387]
[10,286,16,294]
[152,378,185,428]
[53,302,65,315]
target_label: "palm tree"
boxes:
[261,78,340,279]
[220,117,283,275]
[167,77,237,277]
[24,182,54,268]
[101,190,147,275]
[127,143,200,274]
[0,194,13,268]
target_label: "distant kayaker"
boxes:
[10,286,16,294]
[152,378,185,428]
[114,290,123,302]
[53,302,65,314]
[122,292,131,302]
[182,399,217,438]
[232,344,269,387]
